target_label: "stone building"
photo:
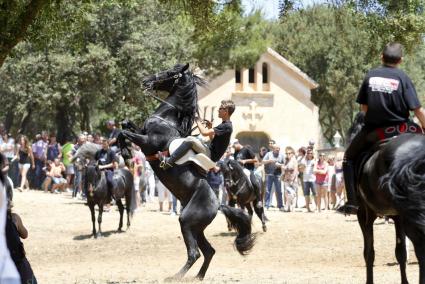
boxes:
[198,47,321,151]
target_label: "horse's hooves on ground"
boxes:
[117,228,123,233]
[262,225,267,232]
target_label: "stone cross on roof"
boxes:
[242,101,263,131]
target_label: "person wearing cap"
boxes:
[158,100,235,170]
[337,43,425,215]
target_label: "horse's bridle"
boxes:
[143,70,201,137]
[143,71,184,110]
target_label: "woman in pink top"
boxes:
[314,153,328,212]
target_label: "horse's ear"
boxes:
[182,63,189,72]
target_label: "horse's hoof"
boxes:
[262,225,267,232]
[117,228,123,233]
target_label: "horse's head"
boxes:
[142,63,207,137]
[142,63,190,92]
[83,163,103,197]
[220,159,243,188]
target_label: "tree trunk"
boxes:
[56,104,75,144]
[18,105,34,134]
[4,110,15,133]
[80,104,91,133]
[0,0,48,68]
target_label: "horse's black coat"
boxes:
[119,64,255,280]
[82,162,134,238]
[220,159,267,232]
[348,112,425,284]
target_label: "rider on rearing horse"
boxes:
[337,42,425,215]
[159,100,235,170]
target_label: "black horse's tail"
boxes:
[220,205,256,255]
[382,142,425,226]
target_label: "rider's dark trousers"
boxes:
[344,127,380,161]
[104,170,115,197]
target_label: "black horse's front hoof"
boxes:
[262,225,267,232]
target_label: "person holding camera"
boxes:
[262,145,284,210]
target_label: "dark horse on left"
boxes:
[118,63,255,281]
[347,112,425,284]
[73,143,135,238]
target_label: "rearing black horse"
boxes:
[348,112,425,284]
[119,63,255,281]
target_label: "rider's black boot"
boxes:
[158,141,193,170]
[337,160,359,215]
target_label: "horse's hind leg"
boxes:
[393,216,408,284]
[196,230,215,280]
[357,206,377,284]
[166,182,218,281]
[404,223,425,284]
[116,198,124,232]
[166,219,201,281]
[253,204,267,232]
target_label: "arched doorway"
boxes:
[235,131,270,153]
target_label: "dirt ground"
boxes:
[11,190,419,284]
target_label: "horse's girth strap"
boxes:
[145,151,169,161]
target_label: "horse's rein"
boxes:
[144,89,176,110]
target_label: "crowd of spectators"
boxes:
[0,121,345,215]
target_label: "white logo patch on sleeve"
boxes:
[369,77,400,94]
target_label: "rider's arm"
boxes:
[196,119,215,139]
[12,213,28,239]
[414,107,425,129]
[261,153,274,165]
[241,149,258,165]
[361,104,368,113]
[99,162,115,170]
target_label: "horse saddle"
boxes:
[169,138,216,172]
[356,122,423,178]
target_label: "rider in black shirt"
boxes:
[233,141,257,172]
[95,137,117,198]
[337,43,425,215]
[232,140,262,208]
[159,100,235,169]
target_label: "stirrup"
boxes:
[158,152,173,170]
[336,204,358,216]
[159,160,173,169]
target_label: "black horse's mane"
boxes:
[169,71,206,137]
